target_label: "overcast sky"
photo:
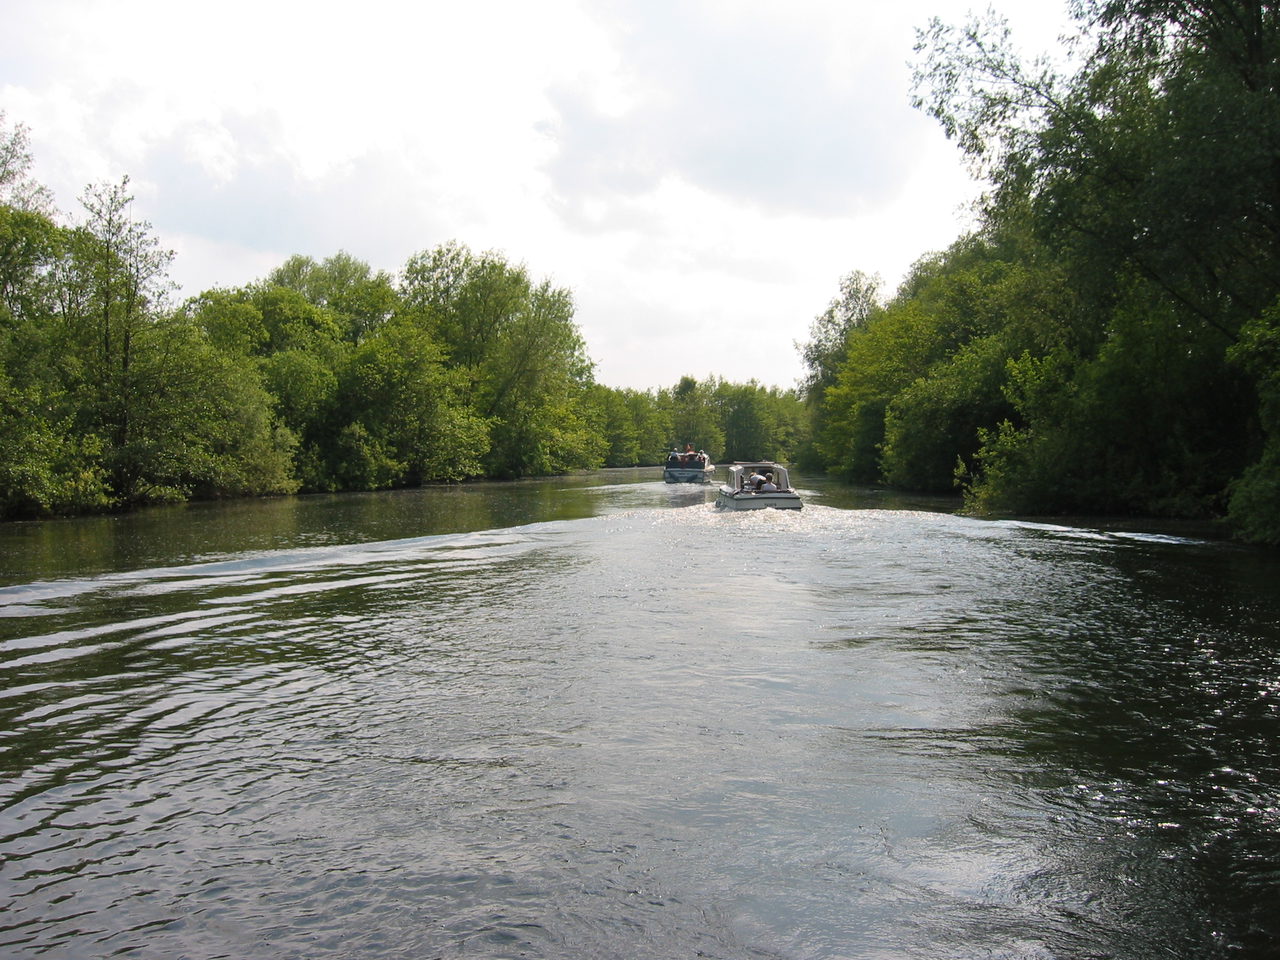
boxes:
[2,0,1076,390]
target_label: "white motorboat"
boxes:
[663,449,715,483]
[715,462,802,510]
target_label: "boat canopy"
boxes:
[724,462,793,491]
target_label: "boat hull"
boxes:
[664,466,715,484]
[714,489,803,510]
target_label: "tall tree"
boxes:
[336,316,489,484]
[268,251,398,344]
[0,112,54,214]
[902,0,1280,530]
[186,284,348,491]
[663,376,725,461]
[59,178,176,502]
[798,270,882,400]
[399,242,600,476]
[795,270,883,468]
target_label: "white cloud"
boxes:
[1,0,1078,389]
[542,1,937,220]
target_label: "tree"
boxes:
[0,112,53,214]
[662,376,725,461]
[899,0,1280,533]
[268,251,398,344]
[914,2,1280,341]
[117,316,299,500]
[182,283,344,491]
[1228,297,1280,541]
[818,295,959,482]
[399,242,600,477]
[712,379,807,463]
[0,115,59,330]
[881,335,1011,492]
[400,241,530,376]
[0,363,109,518]
[798,270,882,399]
[794,270,883,468]
[54,178,176,503]
[337,316,489,483]
[587,384,643,467]
[0,120,106,516]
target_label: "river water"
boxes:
[1,470,1277,959]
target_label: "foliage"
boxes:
[268,251,397,344]
[0,367,110,517]
[818,294,961,482]
[399,242,601,478]
[1227,298,1280,542]
[881,334,1011,492]
[0,112,53,213]
[1,109,817,522]
[571,377,805,469]
[338,318,489,483]
[796,0,1280,541]
[798,270,882,400]
[660,376,726,461]
[119,317,300,501]
[795,270,881,467]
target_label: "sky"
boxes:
[1,0,1077,391]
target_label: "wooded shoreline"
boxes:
[4,2,1280,544]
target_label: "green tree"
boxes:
[817,297,955,482]
[628,389,674,464]
[876,244,1067,492]
[1228,297,1280,542]
[903,0,1280,533]
[0,364,109,518]
[0,116,107,517]
[796,271,882,467]
[0,112,53,214]
[662,376,725,461]
[588,384,644,467]
[55,178,176,503]
[186,283,348,492]
[798,270,881,399]
[118,316,299,500]
[268,251,398,344]
[399,242,600,477]
[713,379,806,463]
[400,241,529,377]
[881,335,1010,492]
[337,316,489,482]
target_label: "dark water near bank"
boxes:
[1,470,1278,959]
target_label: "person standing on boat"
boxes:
[747,468,765,490]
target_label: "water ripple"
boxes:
[1,494,1277,958]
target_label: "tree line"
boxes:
[796,0,1280,545]
[0,116,805,520]
[10,0,1277,544]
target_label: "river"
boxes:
[1,469,1277,959]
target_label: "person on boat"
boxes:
[747,468,765,490]
[760,473,778,492]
